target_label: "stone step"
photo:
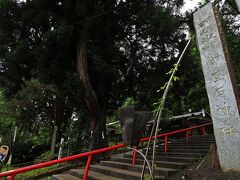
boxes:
[182,134,214,138]
[145,135,215,143]
[69,168,123,180]
[174,134,215,139]
[167,137,215,144]
[165,142,214,146]
[171,137,215,141]
[173,140,215,143]
[51,134,215,180]
[124,154,199,163]
[140,151,204,158]
[162,139,214,142]
[90,164,166,180]
[150,145,211,150]
[187,137,215,141]
[141,148,210,154]
[110,157,188,169]
[100,160,178,176]
[52,174,81,180]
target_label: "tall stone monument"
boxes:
[194,3,240,172]
[235,0,240,12]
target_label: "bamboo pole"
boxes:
[151,38,192,178]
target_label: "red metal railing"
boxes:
[140,122,212,153]
[0,122,212,180]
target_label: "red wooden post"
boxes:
[132,147,137,165]
[201,127,205,135]
[164,136,168,153]
[186,130,189,144]
[10,175,15,180]
[83,155,93,180]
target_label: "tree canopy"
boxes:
[0,0,238,161]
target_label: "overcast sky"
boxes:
[182,0,202,12]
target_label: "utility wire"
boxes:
[0,0,143,50]
[72,0,143,25]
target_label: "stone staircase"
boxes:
[52,134,215,180]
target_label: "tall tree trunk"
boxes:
[76,42,105,150]
[53,94,65,150]
[52,93,75,153]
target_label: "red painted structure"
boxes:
[132,147,137,165]
[0,122,212,180]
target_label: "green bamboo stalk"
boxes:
[151,38,192,178]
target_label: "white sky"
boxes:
[182,0,202,12]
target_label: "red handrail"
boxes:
[140,122,212,141]
[0,122,212,179]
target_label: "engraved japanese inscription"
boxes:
[194,3,240,172]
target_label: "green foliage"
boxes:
[122,97,136,107]
[15,164,59,180]
[31,128,52,146]
[0,90,16,141]
[39,151,55,161]
[154,60,181,118]
[220,0,240,83]
[145,175,151,180]
[166,63,178,75]
[64,112,89,153]
[12,141,49,164]
[11,79,55,133]
[106,112,118,124]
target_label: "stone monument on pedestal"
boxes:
[194,3,240,172]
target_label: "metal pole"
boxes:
[202,127,206,135]
[83,155,92,180]
[7,127,18,169]
[9,175,15,180]
[186,130,189,144]
[58,138,64,160]
[132,147,137,165]
[51,126,58,153]
[13,127,17,143]
[164,136,168,153]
